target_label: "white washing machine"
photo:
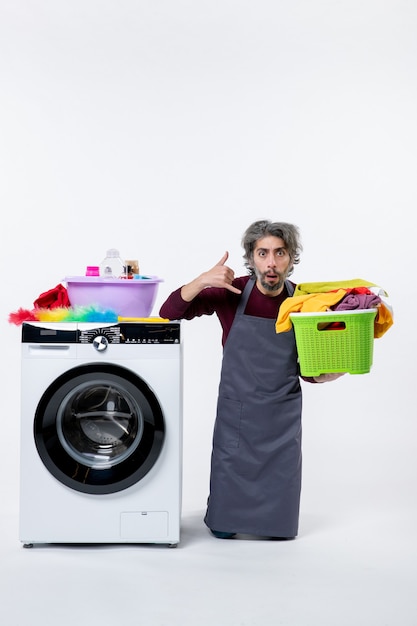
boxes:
[19,320,182,547]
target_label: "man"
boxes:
[160,220,342,540]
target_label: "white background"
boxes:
[0,2,416,625]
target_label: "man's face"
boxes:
[251,235,292,296]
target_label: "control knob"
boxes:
[92,335,109,352]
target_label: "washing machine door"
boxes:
[34,364,165,494]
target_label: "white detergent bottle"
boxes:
[100,249,126,278]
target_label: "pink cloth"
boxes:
[334,293,381,311]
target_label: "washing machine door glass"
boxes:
[57,380,143,468]
[34,364,165,494]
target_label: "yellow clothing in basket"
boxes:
[294,278,382,296]
[275,290,347,334]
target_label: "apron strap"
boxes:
[235,277,255,316]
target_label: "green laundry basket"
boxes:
[289,308,377,376]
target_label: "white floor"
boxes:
[1,485,416,626]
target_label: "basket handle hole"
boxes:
[317,321,346,331]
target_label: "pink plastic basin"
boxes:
[64,276,163,318]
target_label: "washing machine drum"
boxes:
[34,364,165,494]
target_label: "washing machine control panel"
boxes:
[80,323,181,345]
[22,322,181,345]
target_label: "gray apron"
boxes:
[204,278,302,537]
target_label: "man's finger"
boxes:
[216,251,229,266]
[224,283,242,295]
